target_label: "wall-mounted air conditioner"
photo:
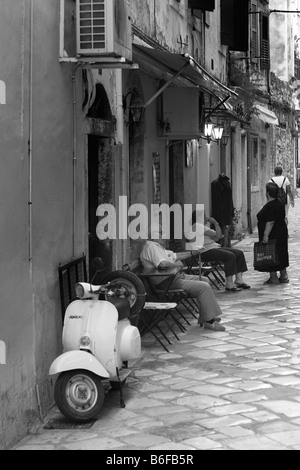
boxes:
[76,0,132,60]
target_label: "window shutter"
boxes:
[260,13,269,69]
[221,0,249,52]
[221,0,234,48]
[188,0,215,11]
[250,1,259,61]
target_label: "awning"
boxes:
[132,43,238,110]
[205,99,251,126]
[254,105,279,126]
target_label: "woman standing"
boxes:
[257,182,289,284]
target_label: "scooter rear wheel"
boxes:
[54,369,105,423]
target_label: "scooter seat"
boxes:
[108,297,130,320]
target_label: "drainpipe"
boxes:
[72,64,80,257]
[28,0,33,263]
[28,0,44,422]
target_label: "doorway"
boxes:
[169,141,184,251]
[86,82,114,280]
[88,135,113,279]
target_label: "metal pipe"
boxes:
[72,65,80,257]
[28,0,33,263]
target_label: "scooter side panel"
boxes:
[62,300,90,351]
[49,350,110,378]
[89,302,119,376]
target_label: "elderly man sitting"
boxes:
[139,225,226,332]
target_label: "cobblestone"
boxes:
[12,198,300,451]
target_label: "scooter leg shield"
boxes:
[49,350,110,378]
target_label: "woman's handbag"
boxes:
[253,239,279,271]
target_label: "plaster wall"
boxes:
[0,0,86,448]
[204,2,228,84]
[130,0,189,54]
[270,0,296,82]
[249,118,273,230]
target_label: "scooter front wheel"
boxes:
[54,369,105,423]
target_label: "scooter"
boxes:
[49,258,146,423]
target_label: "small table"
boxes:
[135,265,187,350]
[136,264,198,331]
[136,265,182,301]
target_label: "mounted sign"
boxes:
[160,88,203,139]
[0,80,6,104]
[0,340,6,364]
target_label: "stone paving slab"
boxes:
[12,199,300,451]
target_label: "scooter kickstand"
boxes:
[116,368,126,408]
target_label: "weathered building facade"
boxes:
[1,0,299,449]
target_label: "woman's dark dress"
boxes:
[256,199,289,272]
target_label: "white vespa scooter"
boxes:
[49,259,146,423]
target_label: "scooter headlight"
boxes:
[80,336,91,347]
[75,283,85,299]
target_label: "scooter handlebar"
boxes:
[75,282,122,299]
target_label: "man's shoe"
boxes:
[204,321,226,332]
[198,316,221,326]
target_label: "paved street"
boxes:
[13,195,300,451]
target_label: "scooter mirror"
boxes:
[91,257,105,272]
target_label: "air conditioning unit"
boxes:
[76,0,132,60]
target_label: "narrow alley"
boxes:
[12,195,300,451]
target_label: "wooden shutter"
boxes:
[250,1,259,61]
[221,0,234,48]
[260,13,269,69]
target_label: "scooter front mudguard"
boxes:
[49,350,110,378]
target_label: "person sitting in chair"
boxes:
[139,225,226,331]
[185,210,250,292]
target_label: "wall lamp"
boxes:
[123,89,144,125]
[221,133,230,146]
[204,119,214,143]
[204,119,226,144]
[213,126,224,141]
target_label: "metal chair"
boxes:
[58,254,87,320]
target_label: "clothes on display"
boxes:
[211,174,234,232]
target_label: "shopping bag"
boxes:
[253,239,279,271]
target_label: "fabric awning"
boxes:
[132,43,238,104]
[254,105,279,126]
